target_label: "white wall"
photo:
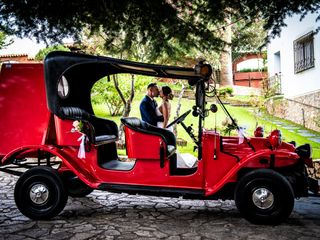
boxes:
[267,12,320,97]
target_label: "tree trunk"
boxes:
[114,74,135,146]
[173,83,185,136]
[219,15,233,86]
[122,75,135,117]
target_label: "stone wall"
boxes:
[308,160,320,179]
[293,90,320,108]
[265,90,320,132]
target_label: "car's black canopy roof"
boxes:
[44,51,204,117]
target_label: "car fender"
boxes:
[241,149,300,168]
[205,149,300,196]
[1,145,100,188]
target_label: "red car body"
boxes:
[0,52,314,224]
[0,63,50,158]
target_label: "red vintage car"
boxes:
[0,51,315,224]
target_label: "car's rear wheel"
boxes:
[14,166,68,220]
[235,169,294,225]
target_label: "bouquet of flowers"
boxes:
[71,120,84,133]
[221,117,238,136]
[71,120,87,159]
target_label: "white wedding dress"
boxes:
[156,105,197,168]
[155,106,174,132]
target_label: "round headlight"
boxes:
[200,64,212,78]
[194,62,212,79]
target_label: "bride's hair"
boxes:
[162,86,174,100]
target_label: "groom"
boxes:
[140,83,164,126]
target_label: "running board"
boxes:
[98,183,205,199]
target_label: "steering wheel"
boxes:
[166,110,191,128]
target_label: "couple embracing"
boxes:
[139,83,197,168]
[139,83,174,132]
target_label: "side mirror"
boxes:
[210,104,218,113]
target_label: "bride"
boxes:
[156,86,174,132]
[156,86,197,168]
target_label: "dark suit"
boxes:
[140,95,164,126]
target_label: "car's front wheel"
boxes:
[235,169,294,225]
[14,166,68,220]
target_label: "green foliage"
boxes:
[92,89,320,159]
[221,118,238,136]
[35,45,70,61]
[91,77,122,116]
[248,95,264,108]
[238,66,267,72]
[0,32,6,48]
[217,87,233,98]
[0,32,12,50]
[262,77,282,98]
[232,18,268,53]
[82,27,213,65]
[91,74,150,116]
[1,1,318,60]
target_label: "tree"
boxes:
[35,45,70,61]
[232,18,268,54]
[91,77,126,116]
[0,31,12,50]
[91,74,149,117]
[0,1,319,59]
[113,74,135,118]
[219,14,233,86]
[218,17,268,86]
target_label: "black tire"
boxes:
[61,171,93,197]
[14,166,68,220]
[235,169,294,225]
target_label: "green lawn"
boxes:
[93,92,320,159]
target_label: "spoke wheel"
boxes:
[14,166,68,220]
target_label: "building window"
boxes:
[294,31,314,73]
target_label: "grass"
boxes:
[92,91,320,159]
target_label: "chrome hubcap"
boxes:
[252,188,274,209]
[29,184,49,205]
